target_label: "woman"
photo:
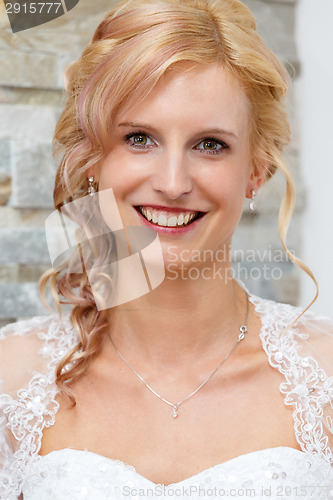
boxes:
[1,0,332,498]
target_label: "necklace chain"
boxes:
[109,292,249,418]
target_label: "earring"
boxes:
[88,176,96,196]
[249,190,256,213]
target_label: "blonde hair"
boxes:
[39,0,317,399]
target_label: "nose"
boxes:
[152,151,193,200]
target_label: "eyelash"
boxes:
[125,131,154,149]
[196,136,229,156]
[124,132,229,156]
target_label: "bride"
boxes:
[1,0,332,498]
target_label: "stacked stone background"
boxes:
[0,0,303,326]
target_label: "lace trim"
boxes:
[249,294,333,470]
[0,313,78,499]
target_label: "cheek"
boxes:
[98,154,137,194]
[201,167,248,209]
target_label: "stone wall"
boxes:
[0,0,302,325]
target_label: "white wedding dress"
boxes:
[0,293,333,499]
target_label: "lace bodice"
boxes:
[1,294,333,499]
[21,447,332,499]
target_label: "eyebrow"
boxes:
[117,122,238,139]
[118,121,158,132]
[199,128,238,139]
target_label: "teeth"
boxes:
[158,214,167,226]
[178,214,184,226]
[167,216,178,227]
[139,207,199,227]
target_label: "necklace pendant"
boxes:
[172,405,178,418]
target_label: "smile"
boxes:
[136,206,205,228]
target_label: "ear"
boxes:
[245,161,266,198]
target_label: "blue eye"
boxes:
[196,138,228,155]
[125,133,154,148]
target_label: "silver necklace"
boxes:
[109,292,249,418]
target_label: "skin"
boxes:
[40,64,301,484]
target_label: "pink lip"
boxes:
[134,207,205,234]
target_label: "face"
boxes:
[93,64,261,270]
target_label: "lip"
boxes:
[134,206,206,234]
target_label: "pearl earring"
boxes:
[88,176,96,196]
[249,190,256,213]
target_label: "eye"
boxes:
[125,132,154,148]
[195,138,228,155]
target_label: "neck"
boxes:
[107,273,248,370]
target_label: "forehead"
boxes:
[115,64,250,137]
